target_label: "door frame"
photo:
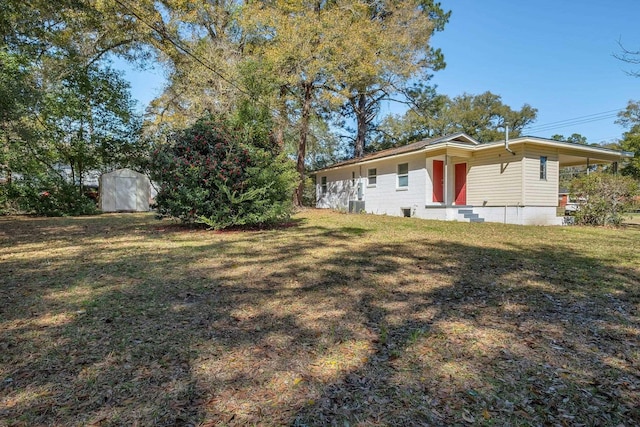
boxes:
[454,162,467,205]
[432,160,444,203]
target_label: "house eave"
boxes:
[314,135,481,173]
[313,134,633,174]
[479,137,634,159]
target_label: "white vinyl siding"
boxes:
[466,148,523,206]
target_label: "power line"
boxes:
[525,114,620,133]
[523,108,624,133]
[526,108,622,128]
[112,0,258,104]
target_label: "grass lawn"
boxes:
[624,212,640,226]
[1,210,639,426]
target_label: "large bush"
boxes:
[569,172,639,226]
[150,116,298,229]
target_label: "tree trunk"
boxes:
[2,127,11,185]
[78,157,84,195]
[294,81,313,207]
[70,163,76,189]
[354,92,368,158]
[274,85,288,150]
[78,120,84,196]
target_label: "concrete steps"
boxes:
[458,208,485,223]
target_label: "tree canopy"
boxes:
[2,1,552,213]
[551,133,588,145]
[374,88,537,150]
[0,0,145,185]
[615,100,640,179]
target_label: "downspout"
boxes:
[358,165,363,201]
[505,125,516,155]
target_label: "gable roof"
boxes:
[316,133,479,171]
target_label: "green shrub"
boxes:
[0,183,19,215]
[569,172,639,226]
[9,175,99,217]
[150,115,298,229]
[0,176,98,217]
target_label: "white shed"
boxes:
[99,168,151,212]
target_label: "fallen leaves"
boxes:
[0,211,639,426]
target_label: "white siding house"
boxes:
[315,134,633,225]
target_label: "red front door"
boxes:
[432,160,444,202]
[454,163,467,205]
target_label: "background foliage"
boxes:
[2,174,99,217]
[569,172,638,226]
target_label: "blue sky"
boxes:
[426,0,640,142]
[117,0,640,144]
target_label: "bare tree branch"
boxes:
[614,39,640,77]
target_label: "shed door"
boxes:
[115,177,137,211]
[454,163,467,205]
[432,160,444,202]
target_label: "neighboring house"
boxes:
[315,133,633,225]
[100,168,151,212]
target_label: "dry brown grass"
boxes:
[1,210,639,426]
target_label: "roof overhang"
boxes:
[480,137,633,166]
[313,133,480,173]
[313,135,633,173]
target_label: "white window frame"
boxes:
[321,176,327,195]
[367,168,377,187]
[397,163,409,189]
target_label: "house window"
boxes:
[321,176,327,195]
[397,163,409,188]
[540,156,547,180]
[367,168,377,186]
[351,171,355,185]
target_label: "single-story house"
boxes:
[314,133,634,225]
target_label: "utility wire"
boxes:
[526,108,622,128]
[525,114,620,133]
[112,0,256,103]
[523,108,624,133]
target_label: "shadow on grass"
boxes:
[292,240,640,425]
[0,214,638,425]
